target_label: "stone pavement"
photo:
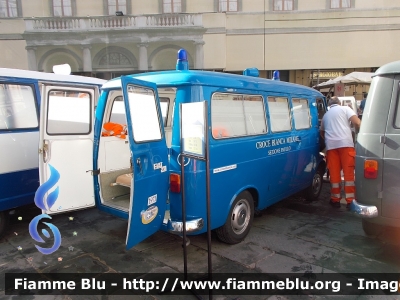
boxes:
[1,182,400,300]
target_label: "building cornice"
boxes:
[222,7,400,15]
[0,34,24,40]
[208,24,400,35]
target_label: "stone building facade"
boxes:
[0,0,399,97]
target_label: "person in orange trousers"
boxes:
[320,96,361,209]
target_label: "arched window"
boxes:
[99,52,130,66]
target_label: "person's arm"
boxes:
[349,115,361,133]
[320,130,325,139]
[319,119,325,139]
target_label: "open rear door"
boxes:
[121,76,169,249]
[38,85,97,214]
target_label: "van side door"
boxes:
[265,94,298,199]
[291,96,316,187]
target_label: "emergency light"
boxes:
[176,49,189,71]
[273,70,280,80]
[243,68,259,77]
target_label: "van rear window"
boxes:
[211,92,267,139]
[47,90,91,135]
[109,97,126,125]
[0,84,38,131]
[127,85,162,142]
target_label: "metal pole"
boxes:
[180,105,188,279]
[179,102,211,299]
[204,105,212,299]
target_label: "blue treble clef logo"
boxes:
[29,164,62,255]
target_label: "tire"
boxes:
[0,211,9,239]
[362,219,383,236]
[216,191,254,244]
[304,167,324,202]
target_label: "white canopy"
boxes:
[313,71,374,89]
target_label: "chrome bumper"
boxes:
[166,218,204,234]
[351,200,378,218]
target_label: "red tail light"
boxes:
[364,160,378,179]
[170,173,181,193]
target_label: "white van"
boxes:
[338,96,358,114]
[0,68,105,237]
[352,60,400,235]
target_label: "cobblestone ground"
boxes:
[1,181,400,299]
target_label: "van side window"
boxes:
[0,84,38,130]
[47,90,91,135]
[211,92,266,139]
[267,96,291,132]
[159,97,170,127]
[292,98,311,130]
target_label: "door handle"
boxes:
[41,140,50,163]
[136,158,143,174]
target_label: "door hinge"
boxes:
[86,169,100,176]
[378,191,383,199]
[380,136,386,144]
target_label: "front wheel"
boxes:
[304,167,324,201]
[215,191,254,244]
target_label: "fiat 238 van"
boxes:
[38,49,327,249]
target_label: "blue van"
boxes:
[0,68,105,237]
[38,50,327,249]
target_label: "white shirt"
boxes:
[320,104,356,150]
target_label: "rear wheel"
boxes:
[0,211,9,239]
[216,191,254,244]
[362,219,383,236]
[304,167,324,201]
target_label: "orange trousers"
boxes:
[326,147,356,204]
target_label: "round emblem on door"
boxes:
[141,206,159,224]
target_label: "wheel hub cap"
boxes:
[231,200,250,234]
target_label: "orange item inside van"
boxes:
[102,122,127,139]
